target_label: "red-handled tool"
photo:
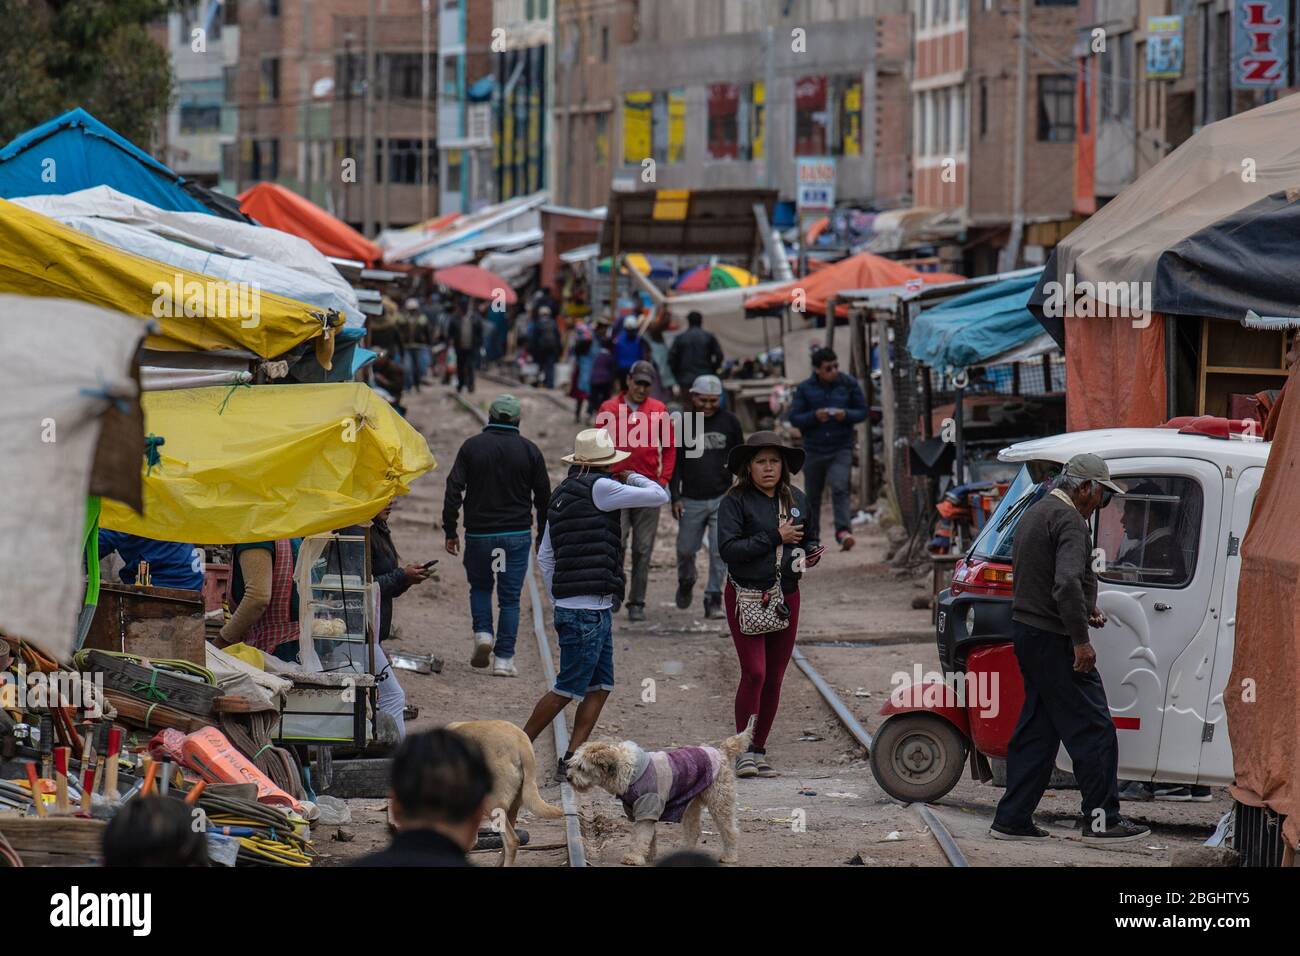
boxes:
[25,762,45,818]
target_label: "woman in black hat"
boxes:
[717,431,824,778]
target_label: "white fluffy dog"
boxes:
[566,716,755,865]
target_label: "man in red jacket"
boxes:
[596,360,676,622]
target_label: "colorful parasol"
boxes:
[597,253,674,278]
[433,264,518,304]
[674,263,758,292]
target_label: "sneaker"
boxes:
[703,594,725,620]
[627,604,646,623]
[989,821,1051,841]
[1154,784,1212,802]
[753,753,778,778]
[836,530,855,551]
[734,752,758,778]
[470,632,493,668]
[1119,781,1154,802]
[675,580,693,610]
[492,655,518,678]
[1080,816,1151,846]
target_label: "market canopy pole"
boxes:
[99,382,436,544]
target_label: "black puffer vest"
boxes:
[547,472,625,601]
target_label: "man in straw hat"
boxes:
[524,428,670,779]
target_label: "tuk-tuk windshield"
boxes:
[969,465,1051,562]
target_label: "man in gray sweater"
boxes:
[990,453,1152,846]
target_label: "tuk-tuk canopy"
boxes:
[100,382,436,544]
[0,198,340,358]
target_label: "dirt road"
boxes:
[320,379,1226,868]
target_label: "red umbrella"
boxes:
[433,264,518,304]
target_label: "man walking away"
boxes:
[525,428,670,778]
[454,300,484,393]
[596,360,676,623]
[787,347,867,552]
[990,454,1151,846]
[443,395,550,676]
[353,729,492,867]
[529,305,562,389]
[668,310,724,406]
[671,375,743,619]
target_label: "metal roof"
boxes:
[598,188,778,257]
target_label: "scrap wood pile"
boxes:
[0,639,316,867]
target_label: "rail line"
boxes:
[791,647,969,867]
[449,389,588,868]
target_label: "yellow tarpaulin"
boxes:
[100,383,436,543]
[0,198,337,358]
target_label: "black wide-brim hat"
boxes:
[726,430,806,476]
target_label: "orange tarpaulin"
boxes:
[238,182,380,265]
[1063,312,1166,431]
[1229,356,1300,848]
[744,251,962,316]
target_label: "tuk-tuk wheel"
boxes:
[869,713,968,804]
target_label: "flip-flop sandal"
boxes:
[735,753,759,778]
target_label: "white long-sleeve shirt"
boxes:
[537,472,670,609]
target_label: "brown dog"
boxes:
[447,720,564,866]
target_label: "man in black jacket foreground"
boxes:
[991,453,1151,846]
[671,375,744,619]
[353,729,491,867]
[443,394,551,677]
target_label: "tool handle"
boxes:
[25,763,45,817]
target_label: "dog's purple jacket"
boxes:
[620,745,723,823]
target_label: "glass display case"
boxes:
[298,532,375,675]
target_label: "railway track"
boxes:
[449,389,588,868]
[791,647,969,867]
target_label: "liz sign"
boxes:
[1232,0,1288,89]
[796,157,836,212]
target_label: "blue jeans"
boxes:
[552,606,615,699]
[463,533,531,659]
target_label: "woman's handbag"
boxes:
[729,503,791,636]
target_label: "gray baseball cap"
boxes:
[1064,453,1124,494]
[629,360,656,385]
[690,374,723,395]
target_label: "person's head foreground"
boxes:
[390,728,495,852]
[102,796,209,867]
[562,428,631,472]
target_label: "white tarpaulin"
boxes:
[13,187,364,327]
[0,295,144,661]
[479,244,543,287]
[140,366,253,391]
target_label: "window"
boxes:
[259,57,280,101]
[383,139,437,184]
[595,111,608,166]
[389,54,425,100]
[251,138,279,180]
[1034,0,1077,5]
[979,78,988,138]
[794,75,829,156]
[223,65,237,104]
[601,25,610,62]
[266,0,279,15]
[221,143,237,182]
[707,83,747,160]
[179,79,222,134]
[223,0,239,27]
[625,90,685,165]
[751,81,765,159]
[1037,74,1075,142]
[1095,477,1202,588]
[835,76,863,156]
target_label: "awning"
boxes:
[238,182,381,265]
[100,382,436,544]
[744,250,963,316]
[0,199,341,359]
[14,187,364,327]
[598,188,777,258]
[385,191,548,265]
[908,271,1045,370]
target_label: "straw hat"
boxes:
[726,430,806,476]
[562,428,631,466]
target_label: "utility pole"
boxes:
[421,0,431,223]
[362,0,377,238]
[343,31,354,222]
[762,0,776,190]
[1000,0,1029,272]
[560,19,576,205]
[300,0,313,203]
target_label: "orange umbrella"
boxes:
[744,251,963,317]
[434,264,518,304]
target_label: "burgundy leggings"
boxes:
[725,583,801,750]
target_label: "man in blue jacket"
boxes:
[787,348,868,551]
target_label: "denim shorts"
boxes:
[552,606,614,699]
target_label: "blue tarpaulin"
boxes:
[907,271,1044,369]
[0,108,213,215]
